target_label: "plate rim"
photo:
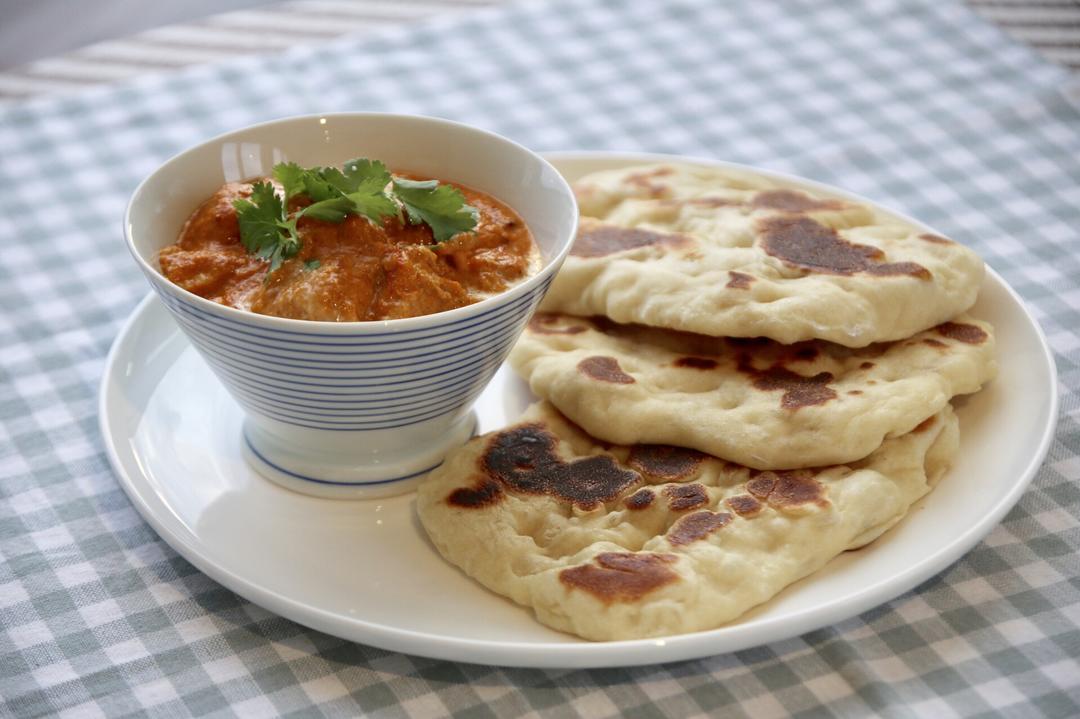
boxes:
[99,152,1060,668]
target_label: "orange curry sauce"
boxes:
[159,177,539,321]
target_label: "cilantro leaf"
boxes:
[300,161,389,200]
[261,217,301,273]
[272,162,306,203]
[301,171,341,203]
[345,190,399,224]
[392,177,479,243]
[336,159,392,195]
[298,196,354,223]
[232,182,301,273]
[233,182,286,256]
[295,160,397,225]
[327,160,395,223]
[304,259,321,270]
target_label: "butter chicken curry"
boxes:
[159,160,539,322]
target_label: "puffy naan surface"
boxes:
[510,312,995,469]
[542,163,985,346]
[416,402,959,641]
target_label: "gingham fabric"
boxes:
[0,0,502,100]
[1,0,1077,100]
[2,0,1079,716]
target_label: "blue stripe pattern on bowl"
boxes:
[152,277,553,432]
[241,431,448,486]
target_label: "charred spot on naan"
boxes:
[578,356,636,384]
[726,271,756,290]
[667,511,733,546]
[627,444,708,481]
[758,216,932,280]
[726,494,763,517]
[935,322,988,345]
[559,552,678,603]
[449,423,641,510]
[727,339,819,366]
[570,223,694,258]
[751,189,849,213]
[674,356,719,370]
[923,338,948,349]
[726,336,772,350]
[788,344,821,362]
[528,312,586,335]
[919,233,954,245]
[623,166,675,198]
[663,484,710,512]
[447,478,504,509]
[746,470,829,510]
[624,488,656,510]
[738,357,838,410]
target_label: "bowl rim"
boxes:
[123,112,578,334]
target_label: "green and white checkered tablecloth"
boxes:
[2,0,1079,715]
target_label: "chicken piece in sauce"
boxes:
[159,179,539,321]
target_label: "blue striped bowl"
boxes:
[124,114,578,498]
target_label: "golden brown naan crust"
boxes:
[416,403,959,641]
[510,313,995,469]
[542,163,985,346]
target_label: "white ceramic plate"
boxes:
[100,153,1058,668]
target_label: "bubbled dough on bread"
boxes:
[510,313,995,469]
[543,163,985,347]
[416,402,959,641]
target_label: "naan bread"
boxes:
[417,402,959,641]
[542,163,985,347]
[510,313,995,469]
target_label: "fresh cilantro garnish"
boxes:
[233,159,478,274]
[300,159,398,223]
[393,177,481,243]
[304,259,321,270]
[232,182,301,272]
[272,162,306,203]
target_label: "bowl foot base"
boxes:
[241,412,478,499]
